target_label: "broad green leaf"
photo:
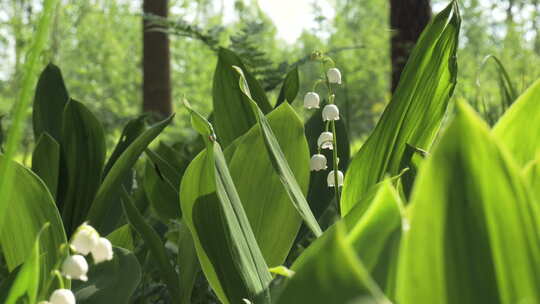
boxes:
[32,132,60,198]
[293,180,404,299]
[103,115,147,177]
[0,157,67,293]
[344,180,404,298]
[121,189,181,299]
[144,148,182,221]
[4,225,46,304]
[32,63,69,141]
[493,79,540,167]
[73,247,141,304]
[225,103,310,267]
[59,99,106,234]
[524,157,540,202]
[176,221,199,304]
[181,108,272,303]
[87,115,173,235]
[234,66,322,237]
[212,48,272,147]
[106,224,134,251]
[275,224,390,304]
[304,105,350,219]
[275,66,300,107]
[0,0,59,231]
[341,2,460,215]
[396,102,540,304]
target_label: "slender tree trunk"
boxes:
[390,0,431,92]
[142,0,172,118]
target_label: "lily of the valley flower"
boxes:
[322,104,340,121]
[49,289,76,304]
[310,154,327,171]
[317,132,334,150]
[327,170,344,187]
[91,237,114,264]
[71,223,99,255]
[61,254,88,281]
[327,68,342,84]
[303,92,320,109]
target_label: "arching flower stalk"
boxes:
[305,50,343,206]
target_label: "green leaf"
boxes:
[0,156,67,294]
[4,225,47,304]
[59,99,106,233]
[275,224,390,304]
[234,66,322,237]
[225,103,310,267]
[344,180,405,298]
[212,48,272,147]
[103,115,147,177]
[340,1,460,215]
[396,102,540,304]
[73,247,141,304]
[32,132,60,199]
[524,157,540,200]
[0,0,59,232]
[176,221,199,304]
[275,66,300,107]
[87,115,173,235]
[181,108,272,303]
[120,189,180,299]
[493,79,540,167]
[32,63,69,141]
[106,224,134,251]
[143,147,182,221]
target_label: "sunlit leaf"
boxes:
[340,2,460,215]
[396,102,540,304]
[493,79,540,167]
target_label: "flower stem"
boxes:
[331,120,340,208]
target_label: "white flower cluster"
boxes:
[304,67,344,188]
[40,223,114,304]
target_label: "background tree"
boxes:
[389,0,431,92]
[142,0,172,119]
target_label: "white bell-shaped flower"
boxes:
[327,68,342,84]
[71,223,99,255]
[317,132,334,150]
[38,302,50,304]
[49,289,76,304]
[327,170,344,187]
[303,92,320,109]
[322,104,340,121]
[61,254,88,281]
[310,154,327,171]
[91,237,114,264]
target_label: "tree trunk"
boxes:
[142,0,172,118]
[390,0,431,92]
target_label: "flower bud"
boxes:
[317,132,334,150]
[322,104,340,121]
[49,289,76,304]
[310,154,327,171]
[327,170,344,187]
[71,223,99,255]
[61,254,88,281]
[327,68,342,84]
[303,92,320,109]
[91,237,114,264]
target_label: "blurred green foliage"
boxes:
[1,0,539,151]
